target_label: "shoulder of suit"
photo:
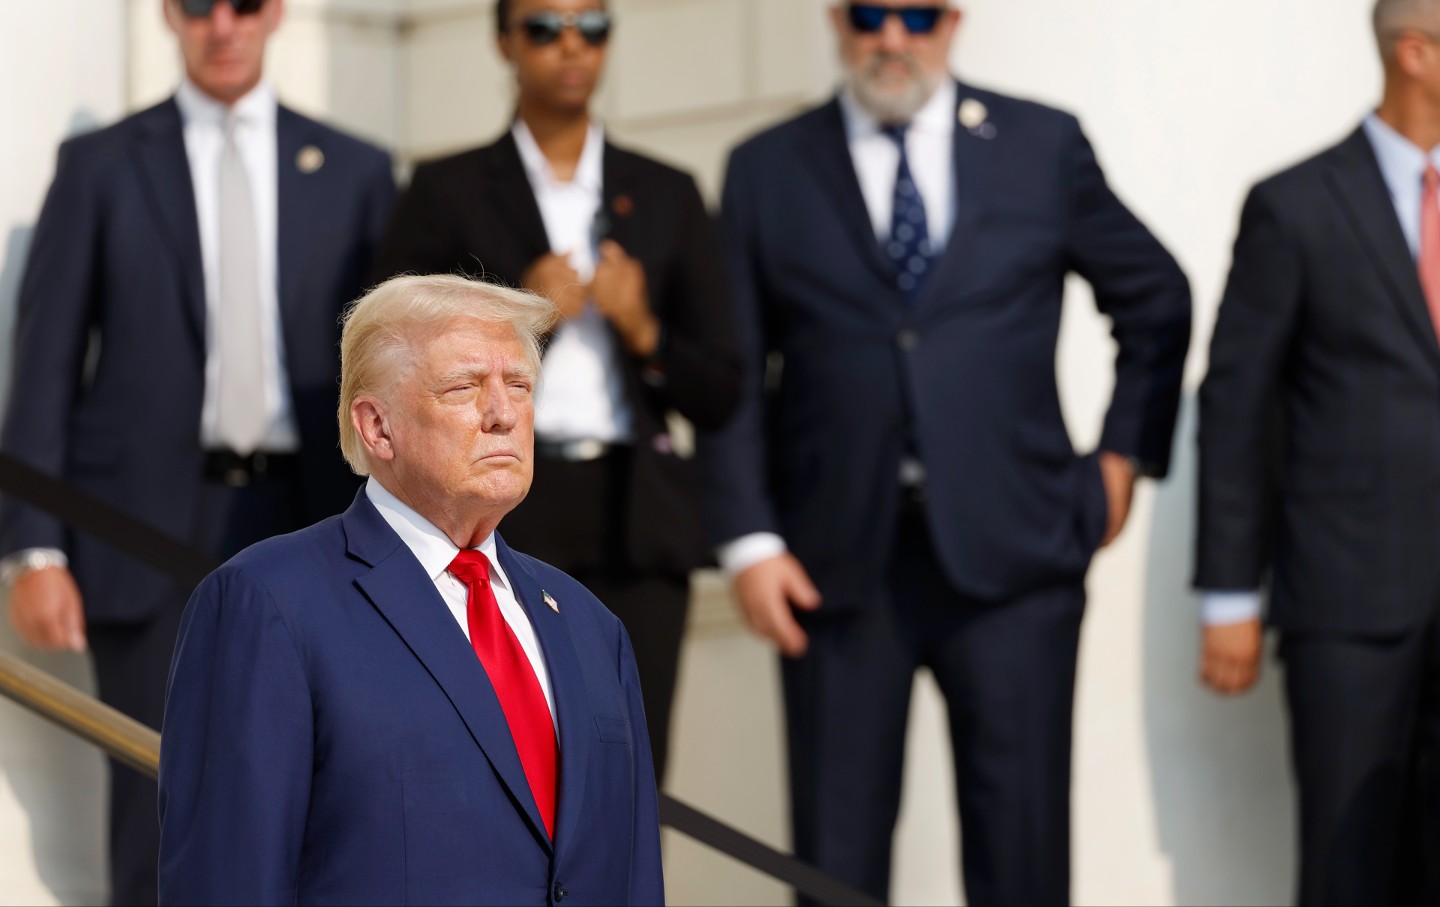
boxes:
[204,515,345,603]
[1247,130,1358,201]
[602,140,699,189]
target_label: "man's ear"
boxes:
[352,397,396,463]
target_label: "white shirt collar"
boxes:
[365,477,510,591]
[512,116,605,193]
[1363,111,1440,192]
[174,75,278,128]
[839,77,957,142]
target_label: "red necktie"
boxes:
[1419,164,1440,344]
[447,549,557,839]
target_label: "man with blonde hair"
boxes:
[1198,0,1440,901]
[157,274,664,905]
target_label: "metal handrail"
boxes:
[0,649,159,779]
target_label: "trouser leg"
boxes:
[1281,631,1424,906]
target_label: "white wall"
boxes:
[0,3,127,904]
[0,1,1385,904]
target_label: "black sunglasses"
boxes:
[513,11,613,47]
[846,4,945,35]
[178,0,266,16]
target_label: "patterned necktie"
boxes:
[447,549,558,839]
[1420,164,1440,346]
[215,114,269,454]
[883,123,932,299]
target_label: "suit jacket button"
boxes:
[895,329,919,351]
[553,882,568,902]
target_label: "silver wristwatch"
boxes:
[0,548,69,587]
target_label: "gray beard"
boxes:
[845,57,943,124]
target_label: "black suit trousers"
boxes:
[88,475,306,907]
[1280,609,1440,907]
[783,497,1085,906]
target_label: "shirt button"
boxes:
[896,329,919,351]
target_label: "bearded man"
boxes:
[698,3,1191,904]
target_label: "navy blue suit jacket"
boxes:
[0,98,395,623]
[702,82,1191,607]
[1197,127,1440,635]
[158,491,664,906]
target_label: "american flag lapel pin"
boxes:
[542,590,560,614]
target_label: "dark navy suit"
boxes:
[702,81,1190,904]
[1198,126,1440,905]
[0,97,394,903]
[158,491,664,906]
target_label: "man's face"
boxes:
[829,2,960,123]
[163,0,283,104]
[497,0,609,114]
[383,318,537,522]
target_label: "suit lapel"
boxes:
[484,132,553,263]
[276,106,319,349]
[802,99,895,286]
[342,496,554,853]
[1326,126,1440,368]
[132,99,205,349]
[915,80,987,311]
[493,534,592,854]
[600,143,639,256]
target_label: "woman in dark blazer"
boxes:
[372,0,739,784]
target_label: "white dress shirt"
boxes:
[513,118,634,444]
[175,77,299,453]
[717,81,959,577]
[366,478,557,731]
[1199,111,1440,626]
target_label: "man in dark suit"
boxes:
[159,274,663,906]
[0,1,394,902]
[372,0,738,785]
[1197,2,1440,902]
[701,3,1190,903]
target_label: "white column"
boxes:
[0,3,126,903]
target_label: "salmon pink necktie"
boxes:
[1419,164,1440,344]
[447,549,557,839]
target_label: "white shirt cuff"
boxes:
[1201,590,1263,626]
[716,533,788,578]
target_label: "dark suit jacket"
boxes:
[1197,126,1440,635]
[0,98,395,623]
[371,131,739,575]
[702,81,1191,608]
[158,491,663,906]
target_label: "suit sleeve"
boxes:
[1063,119,1192,476]
[369,162,460,285]
[696,148,782,546]
[617,622,665,906]
[158,568,313,906]
[0,138,101,555]
[1194,185,1299,590]
[637,175,741,431]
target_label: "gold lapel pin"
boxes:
[297,145,325,174]
[542,591,559,614]
[958,98,988,130]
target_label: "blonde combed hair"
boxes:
[337,274,558,475]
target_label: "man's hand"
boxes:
[9,566,86,652]
[1200,618,1263,695]
[590,240,660,356]
[1097,451,1137,548]
[521,252,587,321]
[731,553,823,658]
